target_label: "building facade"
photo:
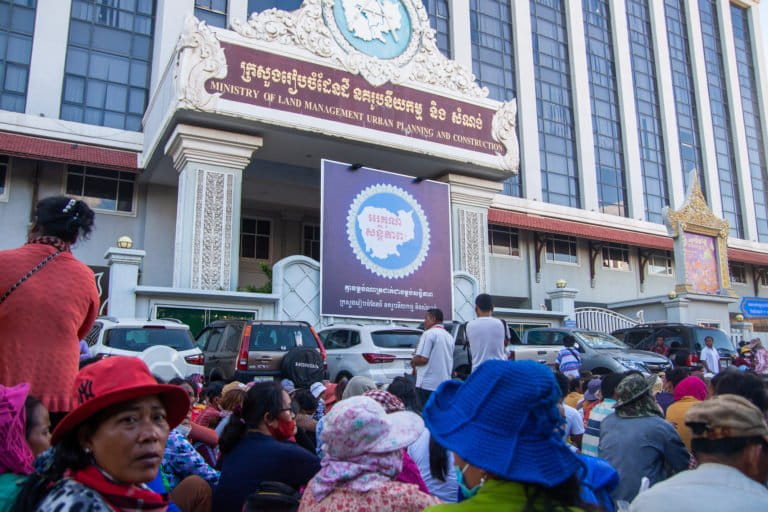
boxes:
[1,0,768,335]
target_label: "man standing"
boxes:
[650,336,669,357]
[599,373,689,503]
[412,308,453,406]
[630,394,768,511]
[700,336,720,375]
[464,294,506,373]
[556,335,582,380]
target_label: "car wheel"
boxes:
[335,371,353,384]
[208,369,224,382]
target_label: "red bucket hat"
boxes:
[51,356,190,444]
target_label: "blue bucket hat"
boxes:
[423,360,582,487]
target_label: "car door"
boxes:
[218,324,244,379]
[196,326,224,378]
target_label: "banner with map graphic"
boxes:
[320,160,452,321]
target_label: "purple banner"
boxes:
[205,42,504,157]
[683,232,719,294]
[320,160,452,321]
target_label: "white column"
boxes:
[151,0,195,94]
[25,0,71,118]
[229,0,248,26]
[717,1,757,241]
[547,287,579,322]
[511,0,542,201]
[165,124,262,291]
[104,247,145,318]
[610,0,645,220]
[449,0,471,68]
[684,0,722,216]
[565,1,599,212]
[749,6,768,238]
[648,0,685,209]
[663,297,690,323]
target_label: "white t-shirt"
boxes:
[407,429,458,503]
[465,316,506,372]
[700,346,720,374]
[415,326,454,391]
[564,404,585,437]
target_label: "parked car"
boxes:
[612,323,736,372]
[85,317,204,381]
[196,320,326,385]
[318,324,422,385]
[519,328,672,374]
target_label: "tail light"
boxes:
[310,326,327,363]
[362,353,397,364]
[237,325,252,371]
[184,354,205,365]
[687,353,699,367]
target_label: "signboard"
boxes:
[740,297,768,318]
[205,42,505,157]
[320,160,452,321]
[683,232,719,294]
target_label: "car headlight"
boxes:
[614,357,648,372]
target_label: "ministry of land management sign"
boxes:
[321,160,452,321]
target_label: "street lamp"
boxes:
[116,235,133,249]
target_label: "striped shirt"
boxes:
[556,347,581,373]
[582,398,616,457]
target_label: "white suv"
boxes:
[317,324,422,385]
[85,317,205,381]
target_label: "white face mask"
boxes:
[176,424,191,438]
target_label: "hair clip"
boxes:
[62,199,77,214]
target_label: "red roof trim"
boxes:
[488,209,674,251]
[727,248,768,267]
[0,131,139,172]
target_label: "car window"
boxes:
[524,331,563,345]
[104,327,195,351]
[350,331,361,346]
[223,325,242,352]
[322,330,350,350]
[249,324,318,351]
[694,328,734,352]
[197,327,223,352]
[370,330,421,348]
[575,331,627,349]
[650,327,686,351]
[85,322,103,347]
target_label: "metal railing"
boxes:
[575,307,640,334]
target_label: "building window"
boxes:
[545,235,578,264]
[601,243,630,271]
[732,6,768,243]
[488,225,519,257]
[627,0,669,224]
[664,0,705,194]
[0,154,8,199]
[647,250,672,276]
[61,0,155,132]
[532,0,580,209]
[241,218,271,260]
[583,0,627,217]
[0,0,37,113]
[195,0,227,28]
[699,0,742,238]
[423,0,451,57]
[302,223,320,261]
[761,271,768,287]
[248,0,302,13]
[729,262,746,284]
[65,165,136,213]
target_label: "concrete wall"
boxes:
[139,184,177,287]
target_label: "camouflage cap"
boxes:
[685,394,768,442]
[614,373,651,408]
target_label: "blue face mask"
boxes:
[455,463,485,499]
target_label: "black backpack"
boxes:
[280,347,325,388]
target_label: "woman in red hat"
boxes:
[13,356,189,512]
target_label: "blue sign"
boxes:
[564,319,577,328]
[739,296,768,317]
[332,0,413,59]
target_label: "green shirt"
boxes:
[425,479,584,512]
[0,473,26,512]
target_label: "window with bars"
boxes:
[699,0,742,238]
[195,0,227,28]
[601,243,630,271]
[729,262,746,284]
[0,0,37,113]
[61,0,155,132]
[65,165,136,213]
[531,0,580,209]
[626,0,669,224]
[422,0,451,57]
[302,223,320,261]
[647,250,672,276]
[731,5,768,243]
[545,235,578,264]
[241,218,271,260]
[488,225,519,257]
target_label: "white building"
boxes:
[1,0,768,336]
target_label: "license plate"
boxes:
[252,376,272,382]
[720,359,730,368]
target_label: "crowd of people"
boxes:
[2,196,768,511]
